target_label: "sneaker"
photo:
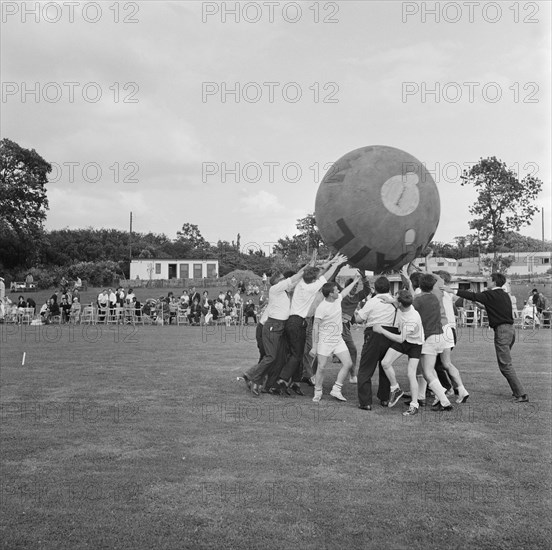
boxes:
[380,400,389,407]
[250,383,261,397]
[456,391,470,404]
[312,389,323,403]
[513,394,529,403]
[241,374,251,391]
[358,404,372,411]
[388,387,404,408]
[445,388,455,397]
[402,405,419,416]
[431,402,453,412]
[290,383,305,396]
[301,377,315,387]
[330,387,347,401]
[431,397,440,407]
[349,376,358,384]
[418,399,426,407]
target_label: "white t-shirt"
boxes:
[441,290,456,327]
[315,295,343,343]
[267,278,293,320]
[397,307,425,344]
[357,294,397,327]
[290,276,327,318]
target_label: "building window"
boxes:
[458,262,463,267]
[543,258,550,264]
[155,263,161,274]
[437,262,444,266]
[419,262,425,267]
[193,264,202,279]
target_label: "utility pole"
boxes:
[129,211,133,261]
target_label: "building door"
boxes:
[207,263,217,278]
[168,264,177,279]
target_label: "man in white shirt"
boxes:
[354,276,399,410]
[242,266,308,396]
[311,275,361,402]
[275,254,346,395]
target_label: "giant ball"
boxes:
[315,145,440,273]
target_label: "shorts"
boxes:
[422,333,452,356]
[390,340,423,359]
[317,336,349,358]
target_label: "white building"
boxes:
[130,259,219,281]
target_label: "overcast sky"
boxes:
[2,1,550,255]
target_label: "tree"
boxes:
[0,138,51,268]
[176,223,208,250]
[461,157,542,272]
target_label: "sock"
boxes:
[457,384,467,396]
[390,384,399,392]
[333,382,343,391]
[410,401,419,408]
[429,379,451,406]
[417,375,427,400]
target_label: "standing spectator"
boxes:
[118,287,126,306]
[0,276,5,300]
[190,287,201,304]
[262,273,268,290]
[126,288,136,304]
[108,288,117,314]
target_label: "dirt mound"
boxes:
[222,269,263,284]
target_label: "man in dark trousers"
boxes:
[443,272,528,403]
[354,276,399,410]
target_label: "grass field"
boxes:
[1,318,551,549]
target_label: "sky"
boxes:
[1,0,551,256]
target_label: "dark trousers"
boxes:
[256,322,265,362]
[245,318,286,384]
[279,315,307,383]
[342,322,357,367]
[494,323,525,397]
[357,326,399,407]
[434,327,457,391]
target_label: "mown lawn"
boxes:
[1,321,551,549]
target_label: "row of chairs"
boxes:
[457,306,551,329]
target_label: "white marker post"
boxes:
[22,352,26,366]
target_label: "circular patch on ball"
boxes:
[315,145,440,272]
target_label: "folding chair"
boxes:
[81,305,95,325]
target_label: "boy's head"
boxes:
[492,273,506,288]
[321,282,338,298]
[396,289,413,308]
[419,273,436,292]
[409,271,421,289]
[374,277,390,294]
[303,267,320,284]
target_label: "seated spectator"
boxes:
[259,291,266,308]
[69,297,81,323]
[75,277,82,289]
[17,296,26,308]
[239,280,246,294]
[215,299,224,318]
[188,299,201,325]
[26,297,36,312]
[40,300,50,323]
[218,291,226,302]
[252,284,260,295]
[49,298,61,319]
[180,290,190,305]
[243,300,257,325]
[247,283,254,295]
[60,296,72,323]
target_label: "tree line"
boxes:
[1,138,548,287]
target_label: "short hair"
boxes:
[303,267,320,284]
[396,289,413,307]
[283,270,295,279]
[419,273,436,292]
[345,278,354,287]
[374,277,390,294]
[269,271,283,285]
[493,273,507,288]
[434,270,451,284]
[532,288,538,293]
[321,282,337,297]
[409,272,421,289]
